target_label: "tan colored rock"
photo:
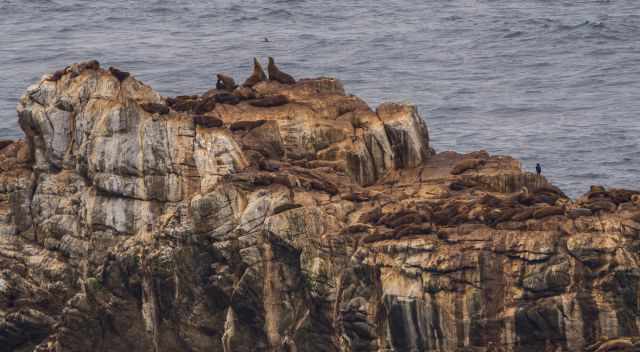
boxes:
[0,63,639,352]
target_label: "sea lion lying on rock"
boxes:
[233,86,256,99]
[585,200,617,213]
[54,98,74,112]
[512,208,535,222]
[568,208,593,219]
[193,115,223,128]
[451,158,485,175]
[449,178,479,191]
[341,192,370,202]
[339,223,371,235]
[166,95,199,112]
[533,206,564,219]
[46,60,100,81]
[140,102,170,115]
[586,188,640,205]
[214,93,241,105]
[108,67,130,82]
[248,95,289,107]
[358,207,382,224]
[193,96,217,114]
[392,223,433,237]
[273,203,302,215]
[0,140,13,151]
[46,68,68,82]
[78,60,100,71]
[230,120,267,132]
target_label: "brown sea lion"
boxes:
[216,74,237,91]
[248,95,288,107]
[243,57,267,87]
[193,115,223,128]
[451,158,485,175]
[109,67,130,82]
[267,57,296,84]
[46,68,68,82]
[140,102,170,115]
[214,93,241,105]
[0,140,13,151]
[54,98,74,112]
[533,206,564,219]
[78,60,100,71]
[229,120,267,132]
[273,203,302,215]
[193,96,216,114]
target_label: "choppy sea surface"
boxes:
[1,0,639,196]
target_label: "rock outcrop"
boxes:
[0,61,639,352]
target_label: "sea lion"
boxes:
[248,95,288,107]
[214,93,241,105]
[140,102,170,115]
[109,67,130,82]
[532,206,564,219]
[0,140,13,151]
[46,68,68,82]
[193,114,223,128]
[216,74,237,91]
[78,60,100,71]
[193,96,216,114]
[54,98,74,112]
[273,203,302,215]
[567,207,592,219]
[167,95,200,112]
[451,158,485,175]
[267,57,296,84]
[243,58,268,87]
[233,86,256,99]
[229,120,267,132]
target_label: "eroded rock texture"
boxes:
[0,62,639,352]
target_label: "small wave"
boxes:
[503,31,524,39]
[557,20,605,32]
[444,15,462,21]
[265,9,294,17]
[571,172,608,179]
[237,16,260,22]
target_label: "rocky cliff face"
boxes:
[0,61,639,352]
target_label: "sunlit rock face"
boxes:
[0,61,639,352]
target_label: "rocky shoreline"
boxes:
[0,61,639,351]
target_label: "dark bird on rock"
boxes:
[536,163,542,175]
[243,58,267,87]
[216,74,237,91]
[267,57,296,84]
[109,67,130,82]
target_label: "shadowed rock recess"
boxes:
[0,61,639,352]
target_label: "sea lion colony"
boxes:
[44,57,297,129]
[3,59,640,352]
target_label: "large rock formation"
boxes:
[0,61,639,352]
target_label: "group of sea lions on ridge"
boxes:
[161,57,298,129]
[217,56,296,90]
[44,57,297,123]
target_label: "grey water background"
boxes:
[1,0,639,196]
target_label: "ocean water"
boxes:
[1,0,639,196]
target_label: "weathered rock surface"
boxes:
[1,62,639,352]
